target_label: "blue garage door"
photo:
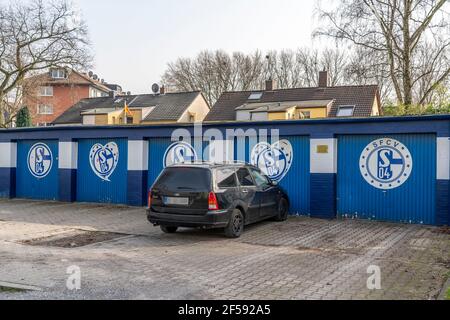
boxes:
[148,138,204,188]
[338,134,436,225]
[77,138,128,204]
[16,140,59,200]
[233,136,310,215]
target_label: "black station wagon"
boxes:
[147,163,290,238]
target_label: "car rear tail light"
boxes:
[147,190,152,208]
[208,192,220,211]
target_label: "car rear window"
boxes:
[215,168,237,188]
[154,167,212,191]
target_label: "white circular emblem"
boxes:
[27,143,53,179]
[251,140,293,182]
[89,142,120,182]
[164,142,198,168]
[360,138,413,190]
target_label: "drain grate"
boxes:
[21,230,127,248]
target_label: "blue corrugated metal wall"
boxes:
[148,138,204,188]
[148,138,171,188]
[16,140,59,200]
[242,136,310,215]
[337,134,436,224]
[77,138,128,204]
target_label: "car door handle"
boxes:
[242,189,249,193]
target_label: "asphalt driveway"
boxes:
[0,199,449,300]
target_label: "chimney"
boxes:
[265,79,277,91]
[160,85,165,95]
[319,70,329,87]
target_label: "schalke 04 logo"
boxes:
[89,142,120,182]
[251,140,293,182]
[164,141,198,168]
[27,143,53,179]
[360,138,413,190]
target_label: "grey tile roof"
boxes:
[53,91,203,124]
[205,85,380,121]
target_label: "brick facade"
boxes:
[24,85,90,126]
[22,69,111,126]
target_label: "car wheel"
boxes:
[160,226,178,234]
[274,198,289,222]
[224,209,244,238]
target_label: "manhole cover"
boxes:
[21,231,127,248]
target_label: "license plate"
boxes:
[163,197,189,206]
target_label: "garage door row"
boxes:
[14,134,437,225]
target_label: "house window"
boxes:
[189,113,196,122]
[37,104,54,115]
[39,86,53,97]
[126,116,134,124]
[51,69,66,79]
[299,111,311,119]
[336,106,355,117]
[248,92,263,100]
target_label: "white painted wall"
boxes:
[128,140,149,171]
[82,115,96,125]
[59,142,78,170]
[310,139,338,174]
[236,111,251,121]
[0,142,17,168]
[437,137,450,180]
[251,112,268,121]
[179,93,210,122]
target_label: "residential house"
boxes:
[205,71,382,122]
[52,90,210,126]
[22,68,123,126]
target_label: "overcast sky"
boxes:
[74,0,318,94]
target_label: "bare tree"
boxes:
[163,50,266,106]
[345,47,394,103]
[0,0,92,127]
[314,0,450,107]
[163,48,356,106]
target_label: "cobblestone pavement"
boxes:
[0,199,449,300]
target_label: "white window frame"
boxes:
[37,104,54,115]
[51,69,66,79]
[39,86,53,97]
[90,87,107,98]
[336,105,355,117]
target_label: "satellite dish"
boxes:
[152,83,160,94]
[88,71,93,77]
[93,74,98,80]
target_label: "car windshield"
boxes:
[154,167,212,192]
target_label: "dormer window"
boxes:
[51,69,66,79]
[337,106,355,117]
[248,92,263,100]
